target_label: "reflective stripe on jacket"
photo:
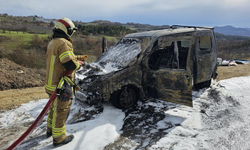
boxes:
[45,38,80,94]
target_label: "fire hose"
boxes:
[6,71,71,150]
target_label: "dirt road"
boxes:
[0,63,250,110]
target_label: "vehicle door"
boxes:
[142,36,195,107]
[194,31,217,84]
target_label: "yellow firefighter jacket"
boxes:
[45,38,87,94]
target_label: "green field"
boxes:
[104,36,118,41]
[0,30,49,50]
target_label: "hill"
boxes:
[1,13,250,37]
[214,25,250,37]
[1,13,250,82]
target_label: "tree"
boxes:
[49,21,55,28]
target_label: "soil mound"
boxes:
[0,58,45,91]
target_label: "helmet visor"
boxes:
[68,27,77,36]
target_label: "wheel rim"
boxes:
[119,88,136,108]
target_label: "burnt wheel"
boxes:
[111,86,138,109]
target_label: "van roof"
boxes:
[125,27,213,38]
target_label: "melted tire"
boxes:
[111,87,138,109]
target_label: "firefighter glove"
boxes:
[58,82,72,102]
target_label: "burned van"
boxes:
[75,25,217,109]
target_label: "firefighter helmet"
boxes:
[54,18,77,37]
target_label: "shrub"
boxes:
[7,48,46,69]
[29,34,47,50]
[0,35,11,42]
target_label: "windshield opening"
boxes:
[97,37,149,68]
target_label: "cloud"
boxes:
[217,0,250,9]
[0,0,250,27]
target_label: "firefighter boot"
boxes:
[53,135,74,147]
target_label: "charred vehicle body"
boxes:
[75,25,217,109]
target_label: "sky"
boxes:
[0,0,250,28]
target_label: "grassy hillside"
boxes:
[0,29,118,70]
[0,30,48,50]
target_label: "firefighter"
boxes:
[45,18,87,147]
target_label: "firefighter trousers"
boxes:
[47,95,72,143]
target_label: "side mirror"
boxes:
[102,37,108,53]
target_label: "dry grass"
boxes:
[216,60,250,81]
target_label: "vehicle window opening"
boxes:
[148,40,190,70]
[199,36,211,51]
